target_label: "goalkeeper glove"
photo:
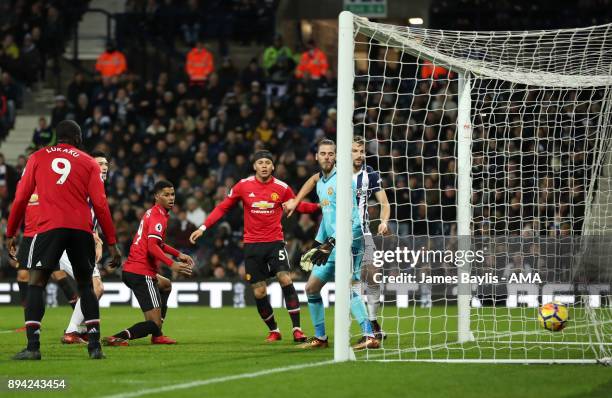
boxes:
[311,237,335,266]
[300,248,317,272]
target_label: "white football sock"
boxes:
[366,284,381,321]
[65,298,85,334]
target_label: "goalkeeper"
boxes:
[285,136,390,340]
[290,138,379,350]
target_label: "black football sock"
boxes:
[255,297,277,331]
[24,285,45,351]
[57,277,78,308]
[114,321,160,340]
[77,281,100,348]
[17,282,28,307]
[86,320,101,350]
[282,284,301,328]
[160,289,170,323]
[371,319,381,333]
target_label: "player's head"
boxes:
[90,150,109,181]
[252,150,275,180]
[56,120,83,146]
[316,138,336,173]
[352,136,365,169]
[153,180,175,210]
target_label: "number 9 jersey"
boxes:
[7,143,116,244]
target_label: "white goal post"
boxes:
[335,11,612,363]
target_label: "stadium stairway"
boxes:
[0,87,55,164]
[64,0,125,61]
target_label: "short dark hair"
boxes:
[153,180,174,194]
[56,120,82,144]
[90,150,108,160]
[317,138,336,150]
[353,136,365,146]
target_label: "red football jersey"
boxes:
[123,204,170,277]
[23,191,40,238]
[7,143,116,244]
[203,176,318,243]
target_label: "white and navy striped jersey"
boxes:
[353,164,382,235]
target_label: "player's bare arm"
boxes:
[94,231,103,263]
[375,189,390,235]
[284,173,320,217]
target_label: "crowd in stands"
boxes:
[1,34,334,280]
[0,0,88,140]
[119,0,278,54]
[0,2,606,282]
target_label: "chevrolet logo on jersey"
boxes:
[252,201,275,209]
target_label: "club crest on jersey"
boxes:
[327,187,334,196]
[155,223,163,232]
[252,201,274,209]
[270,192,279,201]
[29,194,39,203]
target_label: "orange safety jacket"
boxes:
[95,51,127,77]
[186,48,214,82]
[295,48,329,79]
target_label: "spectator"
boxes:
[185,197,206,227]
[20,34,42,88]
[67,72,91,107]
[295,40,329,80]
[30,116,54,149]
[50,95,70,128]
[263,34,293,72]
[0,152,18,199]
[0,72,19,128]
[185,39,214,85]
[167,210,197,255]
[241,57,265,87]
[95,40,127,78]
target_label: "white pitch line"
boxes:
[99,360,335,398]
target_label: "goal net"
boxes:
[335,11,612,363]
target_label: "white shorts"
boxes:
[59,251,101,279]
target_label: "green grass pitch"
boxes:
[1,306,611,398]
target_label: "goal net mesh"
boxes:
[348,15,612,363]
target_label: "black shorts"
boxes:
[16,236,33,269]
[28,228,95,280]
[122,271,161,312]
[243,241,290,284]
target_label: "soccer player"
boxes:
[103,180,193,346]
[285,136,390,339]
[188,150,319,342]
[288,138,379,350]
[13,192,79,331]
[60,151,109,344]
[6,120,121,360]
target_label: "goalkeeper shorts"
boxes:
[312,242,364,284]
